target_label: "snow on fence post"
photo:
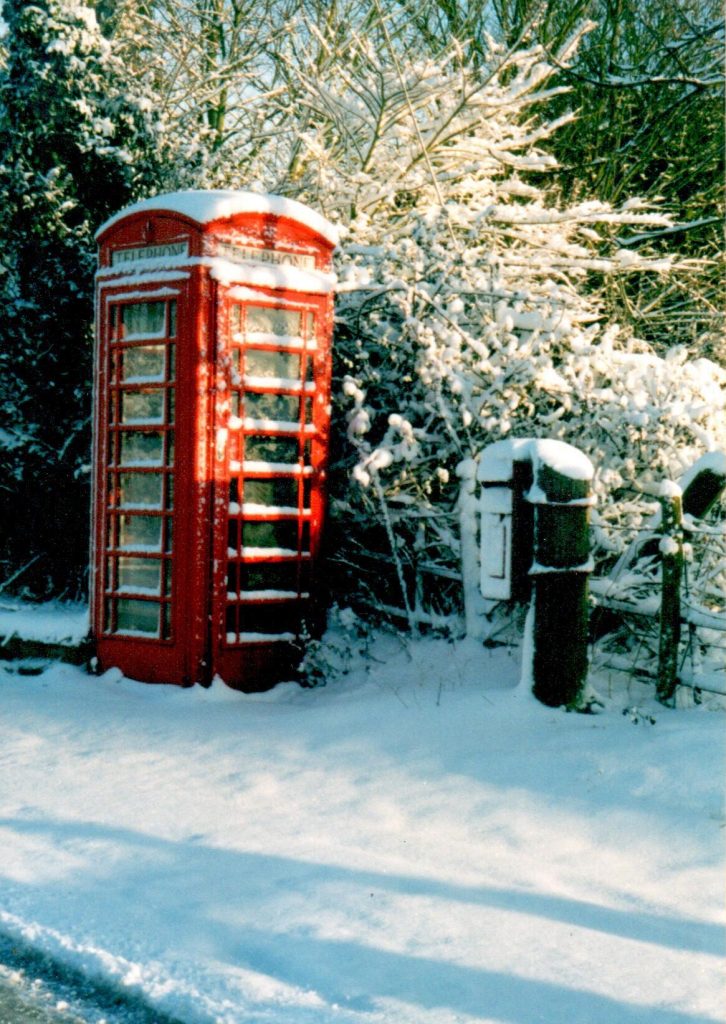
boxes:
[457,458,488,640]
[476,439,595,709]
[680,451,726,520]
[657,483,684,706]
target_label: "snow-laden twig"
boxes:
[0,557,41,596]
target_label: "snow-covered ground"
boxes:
[0,599,88,646]
[0,611,724,1024]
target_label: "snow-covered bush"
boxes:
[259,19,726,614]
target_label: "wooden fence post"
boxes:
[657,487,684,705]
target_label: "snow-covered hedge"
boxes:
[262,26,726,611]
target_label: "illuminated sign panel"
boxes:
[111,242,189,265]
[216,241,316,270]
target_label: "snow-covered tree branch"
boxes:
[237,7,725,612]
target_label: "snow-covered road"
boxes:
[0,626,723,1024]
[0,927,184,1023]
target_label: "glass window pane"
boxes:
[241,604,299,634]
[244,436,299,463]
[121,302,165,338]
[118,515,162,550]
[168,301,177,338]
[247,306,302,336]
[120,431,164,466]
[122,346,165,382]
[115,599,159,635]
[244,478,299,508]
[118,557,161,594]
[121,391,164,424]
[245,393,300,422]
[245,349,300,379]
[242,520,299,550]
[117,472,163,508]
[161,603,171,640]
[240,562,302,592]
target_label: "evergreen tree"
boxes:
[0,0,171,596]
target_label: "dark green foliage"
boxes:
[401,0,724,354]
[492,0,725,354]
[0,0,169,595]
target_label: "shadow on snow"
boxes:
[0,816,722,1024]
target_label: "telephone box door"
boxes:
[94,284,210,685]
[209,292,331,689]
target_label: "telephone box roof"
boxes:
[96,190,340,247]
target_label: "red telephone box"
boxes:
[90,190,338,690]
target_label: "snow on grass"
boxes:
[0,622,724,1024]
[0,600,88,645]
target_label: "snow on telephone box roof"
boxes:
[95,190,340,247]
